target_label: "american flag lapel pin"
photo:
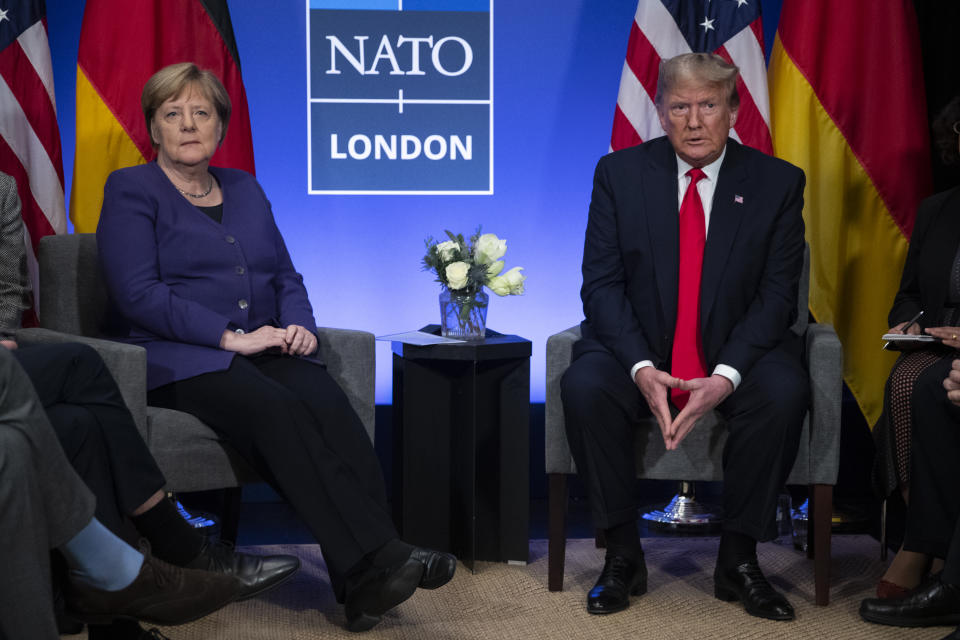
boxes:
[734,194,744,204]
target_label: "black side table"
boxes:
[391,325,531,569]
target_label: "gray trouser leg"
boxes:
[0,348,96,640]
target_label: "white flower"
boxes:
[445,261,470,290]
[436,240,460,262]
[487,260,504,277]
[488,266,525,296]
[475,233,507,264]
[502,266,526,294]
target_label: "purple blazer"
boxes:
[97,162,318,389]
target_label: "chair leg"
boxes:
[548,473,568,592]
[880,498,888,561]
[220,486,242,546]
[810,483,832,606]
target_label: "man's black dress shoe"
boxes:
[941,625,960,640]
[859,574,960,627]
[187,539,300,601]
[344,557,424,632]
[586,553,648,615]
[409,547,456,590]
[714,560,795,621]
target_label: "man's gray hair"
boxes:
[654,53,740,110]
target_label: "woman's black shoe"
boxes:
[860,574,960,627]
[344,557,424,632]
[409,547,456,589]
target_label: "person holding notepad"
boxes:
[860,360,960,635]
[872,96,960,600]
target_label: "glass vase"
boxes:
[439,288,488,341]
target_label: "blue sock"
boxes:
[59,518,144,591]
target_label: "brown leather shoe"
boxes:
[66,549,244,626]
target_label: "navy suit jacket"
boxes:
[575,136,806,381]
[97,162,318,389]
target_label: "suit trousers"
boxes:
[903,355,960,561]
[148,353,397,599]
[561,336,808,543]
[0,347,96,640]
[14,342,166,540]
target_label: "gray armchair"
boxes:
[545,246,842,605]
[35,233,375,541]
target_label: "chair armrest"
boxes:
[545,325,582,474]
[14,327,149,438]
[804,322,843,485]
[316,327,375,442]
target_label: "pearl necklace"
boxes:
[175,175,214,199]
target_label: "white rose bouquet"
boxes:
[423,228,526,338]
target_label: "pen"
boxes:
[901,310,924,334]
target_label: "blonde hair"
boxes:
[141,62,231,147]
[654,53,740,110]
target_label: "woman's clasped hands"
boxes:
[219,324,318,356]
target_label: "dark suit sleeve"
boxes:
[0,173,30,334]
[714,166,806,376]
[888,197,936,327]
[97,172,231,347]
[580,157,655,372]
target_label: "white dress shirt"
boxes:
[629,147,742,390]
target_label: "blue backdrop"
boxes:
[45,0,783,403]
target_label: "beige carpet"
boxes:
[70,536,955,640]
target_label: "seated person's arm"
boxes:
[713,168,806,376]
[0,174,31,337]
[889,198,937,333]
[97,173,233,348]
[581,157,656,370]
[263,191,318,357]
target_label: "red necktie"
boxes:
[670,168,707,409]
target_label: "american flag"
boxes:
[611,0,771,154]
[0,0,66,317]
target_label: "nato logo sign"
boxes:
[307,0,493,194]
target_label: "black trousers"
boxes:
[13,343,165,541]
[944,516,960,586]
[903,356,960,562]
[561,337,808,543]
[148,353,398,598]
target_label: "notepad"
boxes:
[881,334,938,343]
[376,331,465,345]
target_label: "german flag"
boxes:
[71,0,255,232]
[768,0,932,425]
